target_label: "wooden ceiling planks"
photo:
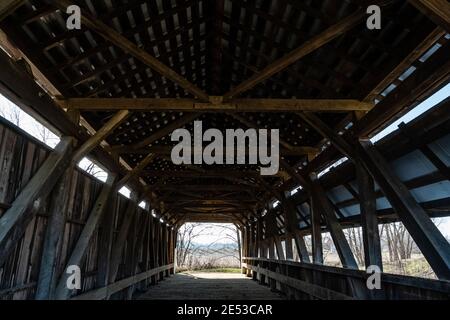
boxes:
[0,0,445,223]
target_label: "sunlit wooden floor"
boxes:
[137,272,284,300]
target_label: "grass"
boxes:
[383,256,436,279]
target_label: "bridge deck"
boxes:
[137,272,284,300]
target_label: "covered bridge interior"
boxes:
[0,0,449,300]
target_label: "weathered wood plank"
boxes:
[0,137,75,268]
[243,263,355,300]
[53,173,116,299]
[35,167,75,300]
[71,264,173,300]
[108,193,139,284]
[356,162,383,270]
[310,195,324,265]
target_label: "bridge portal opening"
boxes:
[176,223,242,272]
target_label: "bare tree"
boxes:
[380,222,414,263]
[33,122,53,145]
[176,223,241,270]
[344,227,365,267]
[0,101,22,126]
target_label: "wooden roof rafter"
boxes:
[1,0,448,227]
[49,0,210,101]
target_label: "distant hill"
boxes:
[190,242,238,250]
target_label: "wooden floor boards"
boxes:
[137,272,284,300]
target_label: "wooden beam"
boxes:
[408,0,450,32]
[117,153,157,188]
[70,264,173,300]
[284,235,293,260]
[243,262,354,300]
[0,0,25,21]
[364,27,446,103]
[96,192,117,288]
[59,98,371,112]
[293,232,311,263]
[356,161,383,270]
[359,140,450,280]
[52,0,209,101]
[0,47,132,189]
[297,112,357,158]
[120,144,318,157]
[310,195,324,265]
[0,137,75,268]
[157,185,262,192]
[298,110,450,277]
[125,213,150,298]
[274,236,285,260]
[356,41,450,137]
[54,174,116,300]
[223,9,366,100]
[109,193,139,284]
[35,167,75,300]
[142,169,262,179]
[72,110,130,162]
[310,177,359,269]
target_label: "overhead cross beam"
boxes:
[51,0,210,101]
[129,145,317,158]
[58,98,371,112]
[157,185,262,192]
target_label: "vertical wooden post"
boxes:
[35,166,75,300]
[274,236,285,260]
[242,227,248,274]
[285,235,294,260]
[310,195,324,264]
[268,239,277,291]
[356,161,383,270]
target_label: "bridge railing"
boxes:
[242,257,450,300]
[71,264,174,300]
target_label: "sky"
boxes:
[0,81,449,245]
